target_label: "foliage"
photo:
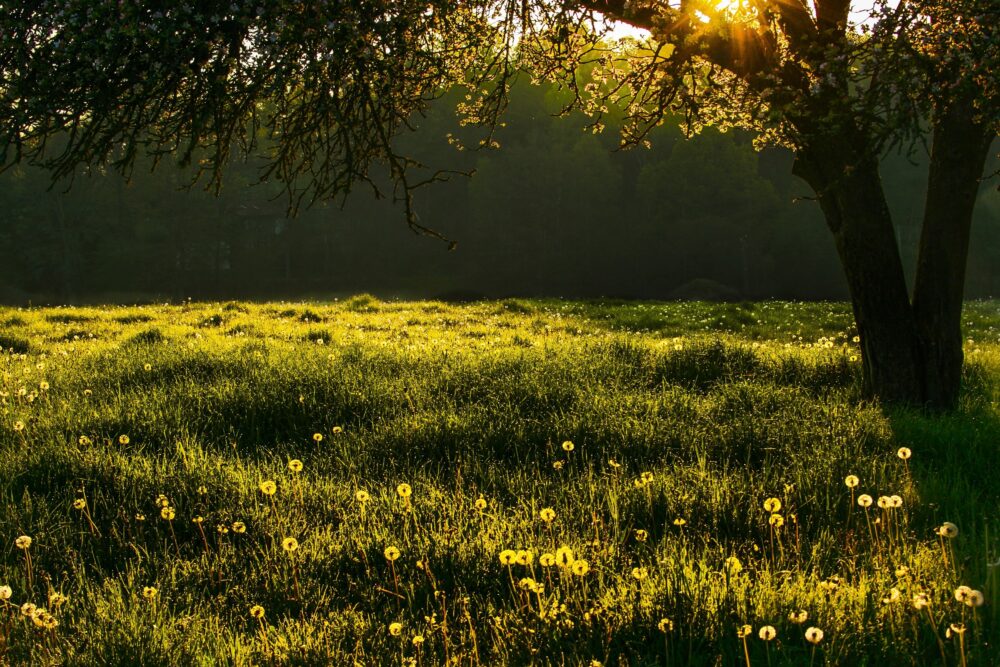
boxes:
[0,299,998,664]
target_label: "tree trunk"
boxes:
[793,139,925,405]
[911,99,994,410]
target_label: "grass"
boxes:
[0,298,997,666]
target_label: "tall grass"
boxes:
[0,299,997,665]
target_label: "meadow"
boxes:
[0,297,998,666]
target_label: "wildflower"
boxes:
[160,507,175,520]
[43,614,58,629]
[658,618,674,632]
[282,537,299,552]
[0,585,11,600]
[896,447,911,460]
[555,546,575,568]
[312,433,323,443]
[724,556,743,573]
[965,590,985,607]
[895,566,910,577]
[249,605,265,619]
[788,610,808,624]
[143,363,152,371]
[331,426,343,434]
[608,458,621,469]
[259,480,277,496]
[355,490,370,503]
[197,485,208,495]
[39,381,49,390]
[192,516,204,524]
[889,495,903,508]
[287,459,303,473]
[631,567,648,581]
[474,497,487,511]
[805,627,824,644]
[412,635,425,646]
[844,475,859,488]
[882,588,901,604]
[954,586,973,603]
[947,623,966,638]
[635,529,648,542]
[135,513,145,521]
[858,494,873,508]
[231,521,247,534]
[769,514,785,528]
[396,483,412,498]
[640,471,654,484]
[562,440,575,452]
[142,586,158,600]
[20,602,36,617]
[539,508,556,523]
[572,560,591,576]
[78,436,91,446]
[119,435,130,445]
[499,550,517,565]
[518,577,537,591]
[539,553,556,567]
[912,592,930,610]
[516,550,534,566]
[553,461,564,470]
[15,536,31,549]
[31,608,47,627]
[216,524,229,535]
[737,624,752,638]
[13,421,24,432]
[388,622,403,636]
[763,498,781,513]
[877,496,892,509]
[937,522,959,538]
[673,518,687,527]
[759,625,777,641]
[73,498,86,510]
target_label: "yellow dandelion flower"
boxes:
[539,553,556,567]
[197,485,208,495]
[877,496,892,509]
[13,421,25,432]
[640,471,654,484]
[474,496,487,511]
[78,435,92,446]
[844,475,859,488]
[788,610,808,624]
[73,498,86,510]
[947,623,966,638]
[937,522,959,538]
[516,550,534,566]
[231,521,246,533]
[288,459,303,473]
[259,480,277,496]
[43,614,58,629]
[737,624,752,639]
[631,567,648,581]
[249,605,265,619]
[0,585,11,600]
[217,524,229,535]
[282,537,299,552]
[312,433,323,443]
[673,518,687,527]
[384,546,400,562]
[571,559,590,576]
[499,550,517,566]
[355,490,370,503]
[769,514,785,528]
[895,566,910,578]
[896,447,911,460]
[396,483,412,498]
[143,363,152,371]
[15,535,32,549]
[192,516,204,524]
[119,435,130,445]
[388,622,403,636]
[553,460,565,470]
[635,529,648,542]
[160,507,175,520]
[954,585,972,603]
[20,602,36,617]
[805,627,824,644]
[135,513,146,521]
[759,625,777,641]
[412,635,425,646]
[965,590,984,607]
[555,546,575,568]
[608,458,622,469]
[39,381,49,390]
[331,426,343,434]
[518,577,537,591]
[763,498,781,513]
[539,508,556,523]
[858,494,873,508]
[561,440,575,452]
[142,586,158,600]
[658,618,674,633]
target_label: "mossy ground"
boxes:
[1,298,998,665]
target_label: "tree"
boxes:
[0,0,997,407]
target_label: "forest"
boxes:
[3,80,997,304]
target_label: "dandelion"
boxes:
[539,508,556,523]
[608,458,622,469]
[474,497,487,511]
[912,592,930,610]
[142,586,158,600]
[197,485,208,495]
[561,440,575,452]
[640,471,654,484]
[948,622,966,637]
[331,426,343,434]
[0,585,12,600]
[858,494,873,507]
[844,475,859,488]
[282,537,299,553]
[539,553,556,567]
[673,518,687,527]
[412,635,425,646]
[135,513,146,521]
[20,602,36,617]
[954,585,973,603]
[231,521,246,534]
[877,495,892,509]
[555,546,575,568]
[805,627,824,644]
[635,529,648,542]
[312,433,323,443]
[288,459,303,473]
[78,436,91,446]
[769,514,785,528]
[788,610,808,624]
[216,524,229,535]
[355,490,370,504]
[396,483,412,498]
[965,590,984,607]
[143,363,152,371]
[571,560,590,576]
[15,535,31,549]
[389,622,403,636]
[889,495,903,508]
[249,605,265,619]
[759,625,777,640]
[763,497,781,513]
[499,550,517,565]
[259,480,277,496]
[937,522,959,538]
[73,498,86,510]
[631,567,648,581]
[39,381,49,390]
[192,516,204,524]
[118,434,129,445]
[160,506,175,520]
[553,461,564,470]
[737,624,752,639]
[515,550,534,566]
[896,447,911,460]
[13,420,24,432]
[658,618,674,632]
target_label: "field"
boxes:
[0,297,998,666]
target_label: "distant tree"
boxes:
[0,0,996,407]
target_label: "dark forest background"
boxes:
[2,81,998,304]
